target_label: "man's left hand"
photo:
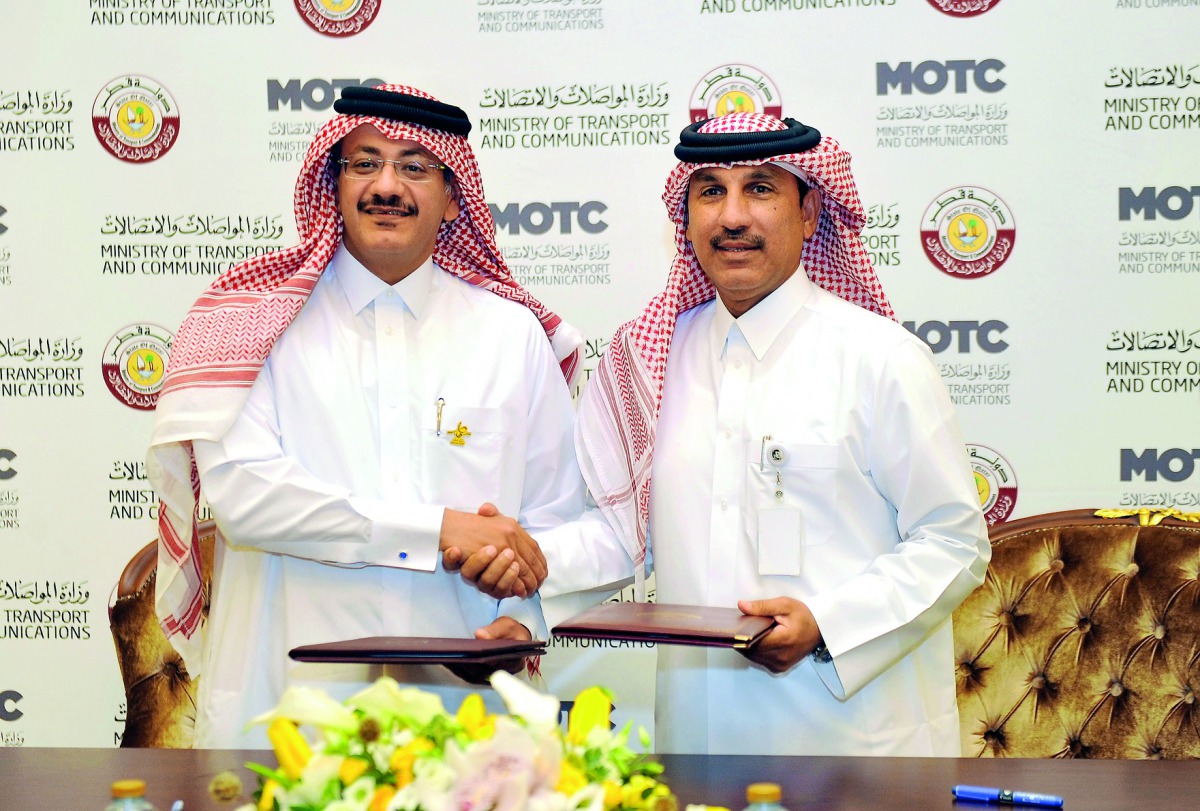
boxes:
[444,617,533,685]
[736,596,823,673]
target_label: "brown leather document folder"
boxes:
[552,602,775,649]
[288,636,546,664]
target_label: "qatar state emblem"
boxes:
[926,0,1003,16]
[91,76,180,164]
[690,64,783,124]
[294,0,380,37]
[920,186,1015,279]
[968,443,1018,526]
[102,323,173,411]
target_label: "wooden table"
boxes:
[4,747,1197,810]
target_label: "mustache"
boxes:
[710,229,765,250]
[359,194,417,215]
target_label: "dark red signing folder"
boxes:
[288,636,546,665]
[552,602,775,649]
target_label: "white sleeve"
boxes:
[537,495,636,600]
[488,320,588,636]
[193,358,443,571]
[804,340,991,700]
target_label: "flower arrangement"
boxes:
[238,672,677,811]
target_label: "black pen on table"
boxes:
[952,784,1064,808]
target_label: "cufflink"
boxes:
[398,550,408,560]
[811,640,831,663]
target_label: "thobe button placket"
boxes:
[710,326,751,607]
[375,289,414,628]
[375,293,411,497]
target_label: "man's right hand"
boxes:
[440,505,547,599]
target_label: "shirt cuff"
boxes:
[349,497,443,571]
[498,594,548,642]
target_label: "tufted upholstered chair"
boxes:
[108,521,215,748]
[953,508,1200,758]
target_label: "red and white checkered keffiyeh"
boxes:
[576,112,894,596]
[148,84,582,673]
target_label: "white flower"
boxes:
[434,717,559,811]
[367,727,414,773]
[323,801,366,811]
[553,783,606,811]
[247,686,358,735]
[525,787,575,811]
[346,676,446,727]
[489,670,561,732]
[386,783,423,811]
[413,755,456,792]
[342,776,377,807]
[283,753,343,807]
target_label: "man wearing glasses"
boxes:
[148,84,585,748]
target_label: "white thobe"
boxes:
[190,246,583,748]
[648,269,989,755]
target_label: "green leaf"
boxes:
[245,761,292,787]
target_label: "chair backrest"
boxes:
[108,521,215,748]
[954,509,1200,758]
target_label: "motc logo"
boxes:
[0,690,22,722]
[267,78,385,111]
[1121,448,1200,482]
[0,449,15,480]
[1119,187,1200,221]
[489,202,608,235]
[877,60,1005,95]
[903,320,1009,354]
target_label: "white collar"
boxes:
[711,266,815,362]
[332,243,436,319]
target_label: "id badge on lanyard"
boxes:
[758,436,803,576]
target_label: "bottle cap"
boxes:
[746,782,782,803]
[111,779,147,799]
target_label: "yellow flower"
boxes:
[555,760,588,796]
[369,785,396,811]
[456,693,495,739]
[339,756,370,785]
[603,780,624,810]
[389,737,435,788]
[266,718,311,780]
[257,779,281,811]
[567,686,611,745]
[622,775,673,810]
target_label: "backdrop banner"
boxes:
[1,0,1196,748]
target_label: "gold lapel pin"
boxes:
[449,421,472,447]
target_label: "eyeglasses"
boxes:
[336,155,448,182]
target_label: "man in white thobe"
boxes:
[148,85,584,748]
[543,112,990,755]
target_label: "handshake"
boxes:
[438,502,546,680]
[438,501,546,601]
